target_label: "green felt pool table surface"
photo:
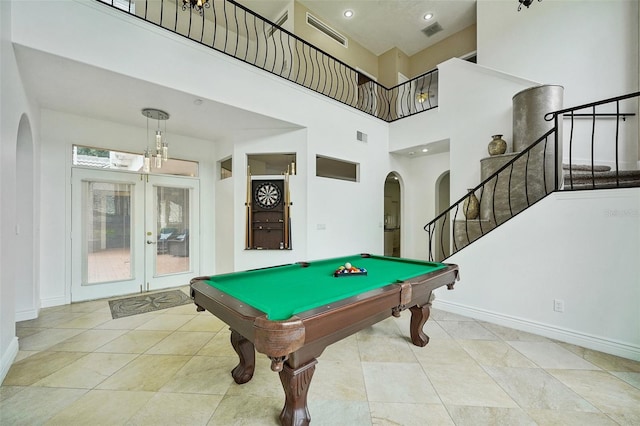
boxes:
[200,254,447,320]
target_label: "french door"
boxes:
[71,168,199,302]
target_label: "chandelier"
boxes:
[142,108,170,173]
[518,0,542,11]
[182,0,210,15]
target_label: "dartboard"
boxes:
[254,182,282,209]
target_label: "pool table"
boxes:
[190,253,459,425]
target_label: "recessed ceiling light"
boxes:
[422,148,429,153]
[344,10,354,18]
[423,12,434,21]
[408,151,415,156]
[194,99,203,105]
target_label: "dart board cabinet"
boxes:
[250,179,286,249]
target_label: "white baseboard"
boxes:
[433,300,640,361]
[41,296,68,309]
[0,337,19,384]
[15,308,39,322]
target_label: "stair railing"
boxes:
[425,91,639,262]
[545,91,639,190]
[96,0,437,122]
[424,128,557,262]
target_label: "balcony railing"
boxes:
[97,0,438,122]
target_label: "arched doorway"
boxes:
[434,171,450,261]
[384,172,401,257]
[15,114,37,320]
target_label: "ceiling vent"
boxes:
[266,11,288,38]
[422,22,443,37]
[306,12,348,47]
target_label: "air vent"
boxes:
[306,13,348,47]
[266,11,288,38]
[356,131,368,143]
[422,22,443,37]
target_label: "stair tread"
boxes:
[563,163,611,172]
[564,170,640,179]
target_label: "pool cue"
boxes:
[284,167,291,249]
[246,165,252,249]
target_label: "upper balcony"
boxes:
[97,0,439,122]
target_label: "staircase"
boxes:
[453,136,556,250]
[424,90,640,262]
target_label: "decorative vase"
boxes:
[463,189,479,219]
[488,134,507,156]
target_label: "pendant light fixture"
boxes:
[142,108,170,173]
[182,0,210,15]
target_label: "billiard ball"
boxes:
[344,262,352,270]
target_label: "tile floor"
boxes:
[2,288,640,425]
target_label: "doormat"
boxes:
[109,290,192,319]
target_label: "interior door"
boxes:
[71,169,200,301]
[144,174,199,291]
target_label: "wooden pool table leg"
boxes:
[278,359,317,426]
[230,329,255,384]
[409,303,431,347]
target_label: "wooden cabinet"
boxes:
[247,179,290,250]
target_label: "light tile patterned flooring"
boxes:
[2,287,640,425]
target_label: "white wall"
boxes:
[0,0,41,384]
[400,151,451,260]
[478,0,639,107]
[438,188,640,360]
[478,0,640,166]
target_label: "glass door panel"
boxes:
[155,185,190,275]
[86,181,133,283]
[146,175,199,291]
[71,169,144,301]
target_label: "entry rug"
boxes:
[109,290,192,319]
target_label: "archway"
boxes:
[434,170,450,261]
[15,114,37,320]
[384,172,401,257]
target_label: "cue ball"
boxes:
[344,262,352,269]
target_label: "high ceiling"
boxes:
[237,0,477,56]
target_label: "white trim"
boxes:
[434,299,640,361]
[15,308,38,322]
[0,337,19,384]
[40,296,69,309]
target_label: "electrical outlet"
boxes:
[553,299,565,313]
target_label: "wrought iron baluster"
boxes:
[232,5,239,57]
[615,100,620,186]
[242,8,249,60]
[524,151,531,206]
[591,105,596,188]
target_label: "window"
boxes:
[220,157,232,180]
[72,145,198,177]
[247,153,296,176]
[316,155,358,182]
